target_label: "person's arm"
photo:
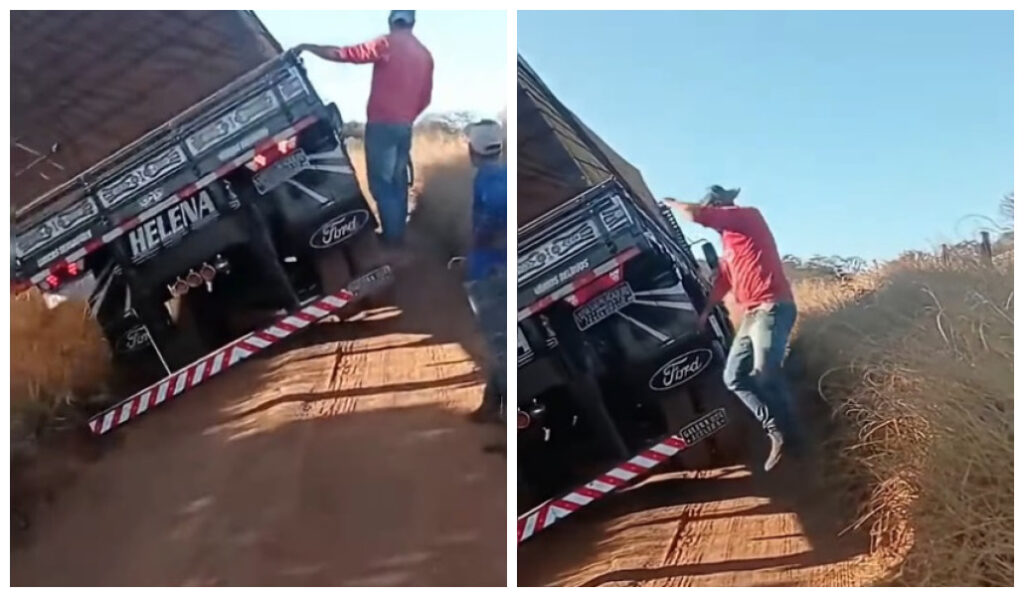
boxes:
[664,198,749,233]
[664,199,703,222]
[294,36,389,64]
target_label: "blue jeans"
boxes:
[722,302,801,443]
[365,122,412,245]
[465,268,507,416]
[467,247,505,282]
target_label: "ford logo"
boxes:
[649,348,712,391]
[310,210,369,249]
[115,324,151,355]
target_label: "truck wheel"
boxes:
[163,295,214,371]
[314,249,360,320]
[659,389,715,471]
[517,469,538,516]
[345,230,393,308]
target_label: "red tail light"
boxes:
[246,135,298,172]
[564,266,625,308]
[11,280,32,295]
[41,259,85,291]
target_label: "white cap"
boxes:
[466,120,504,157]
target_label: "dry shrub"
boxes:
[407,131,478,256]
[790,253,1013,586]
[11,289,112,427]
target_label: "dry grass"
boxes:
[787,254,1013,586]
[10,289,111,432]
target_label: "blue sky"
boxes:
[518,11,1013,261]
[257,10,506,121]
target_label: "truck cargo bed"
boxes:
[11,10,280,216]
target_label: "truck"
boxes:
[517,55,749,511]
[11,11,387,391]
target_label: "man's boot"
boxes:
[765,428,785,471]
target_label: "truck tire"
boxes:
[163,295,214,371]
[314,249,360,320]
[344,229,393,307]
[659,389,715,471]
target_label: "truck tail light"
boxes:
[11,279,32,295]
[565,265,625,308]
[246,135,298,172]
[40,259,85,291]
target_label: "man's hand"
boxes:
[663,197,701,222]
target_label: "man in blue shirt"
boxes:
[466,119,506,281]
[464,120,506,425]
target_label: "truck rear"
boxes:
[12,11,387,390]
[517,56,746,513]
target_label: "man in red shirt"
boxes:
[297,10,434,256]
[667,186,799,471]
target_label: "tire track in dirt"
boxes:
[520,451,888,587]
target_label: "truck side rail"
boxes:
[15,52,306,225]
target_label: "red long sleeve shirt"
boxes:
[694,205,793,311]
[333,30,434,124]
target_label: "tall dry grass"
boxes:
[789,254,1013,586]
[10,289,111,434]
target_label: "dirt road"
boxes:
[12,232,505,587]
[519,423,891,587]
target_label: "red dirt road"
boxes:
[519,430,891,586]
[12,237,505,586]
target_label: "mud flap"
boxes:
[660,388,716,471]
[689,371,752,468]
[517,408,728,544]
[87,266,394,436]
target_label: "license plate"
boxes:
[573,283,635,331]
[253,150,309,195]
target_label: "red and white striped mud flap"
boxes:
[87,265,393,436]
[517,407,729,544]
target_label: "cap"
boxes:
[466,120,504,157]
[701,185,740,207]
[389,10,415,25]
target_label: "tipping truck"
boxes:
[517,56,750,510]
[11,11,386,391]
